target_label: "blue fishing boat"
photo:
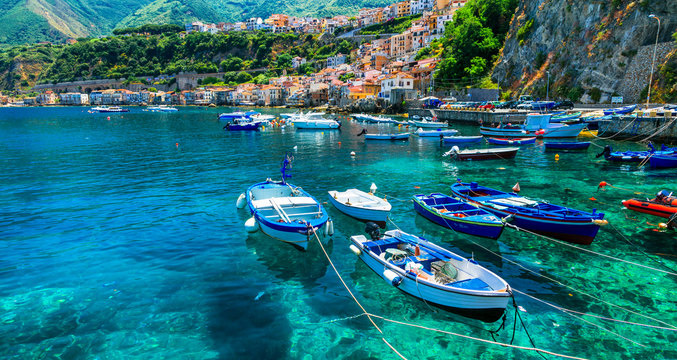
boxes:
[544,142,591,150]
[550,112,582,123]
[603,104,637,116]
[450,182,606,245]
[218,110,259,121]
[443,136,483,144]
[224,118,260,131]
[236,155,333,250]
[349,225,511,322]
[486,137,536,146]
[480,113,587,138]
[413,193,504,239]
[596,143,674,162]
[649,154,677,169]
[364,133,410,140]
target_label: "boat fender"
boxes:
[236,193,246,209]
[383,269,403,287]
[349,244,362,256]
[327,220,334,236]
[592,219,609,226]
[245,217,258,233]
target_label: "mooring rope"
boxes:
[459,233,677,330]
[501,222,677,277]
[605,222,677,274]
[309,228,408,360]
[366,313,589,360]
[512,289,677,332]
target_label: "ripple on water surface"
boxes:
[0,107,675,359]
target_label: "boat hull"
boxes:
[327,192,390,225]
[417,129,458,137]
[364,134,409,140]
[649,155,677,168]
[622,198,677,218]
[351,235,509,322]
[451,183,603,245]
[413,196,503,239]
[454,148,518,160]
[443,136,483,144]
[486,137,536,145]
[411,120,449,128]
[226,123,259,131]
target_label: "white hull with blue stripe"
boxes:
[350,229,510,322]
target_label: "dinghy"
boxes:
[328,185,391,226]
[451,182,606,245]
[622,190,677,219]
[350,225,511,322]
[603,104,637,116]
[442,136,483,144]
[486,137,536,145]
[409,119,449,128]
[364,133,410,140]
[415,128,458,137]
[413,193,504,239]
[237,155,332,250]
[445,146,519,160]
[596,143,674,162]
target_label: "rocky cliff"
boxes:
[493,0,676,103]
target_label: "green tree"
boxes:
[235,71,253,83]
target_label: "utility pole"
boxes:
[647,14,660,109]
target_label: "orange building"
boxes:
[397,1,411,17]
[268,14,289,27]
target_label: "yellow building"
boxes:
[397,1,411,17]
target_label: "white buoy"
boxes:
[293,145,298,151]
[349,244,362,256]
[236,193,246,209]
[370,183,377,193]
[383,269,402,287]
[350,151,356,157]
[327,220,334,236]
[245,217,258,233]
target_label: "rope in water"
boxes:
[309,228,408,360]
[365,313,589,360]
[461,234,677,330]
[312,221,587,359]
[512,289,677,332]
[605,222,677,274]
[502,222,677,277]
[374,191,410,202]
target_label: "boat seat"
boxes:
[250,197,316,209]
[449,278,491,291]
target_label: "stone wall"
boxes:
[618,42,674,103]
[598,114,677,141]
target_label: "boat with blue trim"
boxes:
[415,128,458,137]
[486,137,536,146]
[219,110,260,121]
[224,118,260,131]
[596,142,675,162]
[603,104,637,115]
[442,136,483,144]
[350,225,511,322]
[328,186,391,226]
[480,113,587,138]
[649,154,677,168]
[450,182,606,245]
[413,193,504,239]
[237,155,332,250]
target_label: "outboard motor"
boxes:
[365,222,381,241]
[648,142,656,152]
[596,145,611,159]
[357,128,368,136]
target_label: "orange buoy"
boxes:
[598,181,608,189]
[589,197,597,201]
[512,182,520,193]
[175,142,179,147]
[414,186,420,189]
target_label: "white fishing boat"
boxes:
[350,226,511,322]
[292,117,341,129]
[409,119,448,128]
[415,128,458,137]
[328,185,391,225]
[91,106,129,113]
[237,155,333,250]
[147,105,178,112]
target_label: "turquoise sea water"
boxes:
[0,106,675,359]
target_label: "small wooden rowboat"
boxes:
[445,147,519,160]
[486,137,536,146]
[328,188,391,226]
[350,227,511,322]
[413,193,504,239]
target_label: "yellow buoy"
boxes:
[555,154,560,161]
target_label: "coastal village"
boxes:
[2,0,470,108]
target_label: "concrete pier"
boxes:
[408,108,526,125]
[598,115,677,142]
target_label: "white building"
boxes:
[436,14,454,35]
[292,57,307,69]
[379,72,414,101]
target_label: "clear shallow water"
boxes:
[0,106,676,359]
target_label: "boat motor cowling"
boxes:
[596,145,611,159]
[365,222,381,241]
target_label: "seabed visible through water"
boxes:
[0,106,675,359]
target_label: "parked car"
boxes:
[495,100,516,109]
[552,100,575,110]
[516,101,534,110]
[478,102,495,110]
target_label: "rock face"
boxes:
[493,0,677,103]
